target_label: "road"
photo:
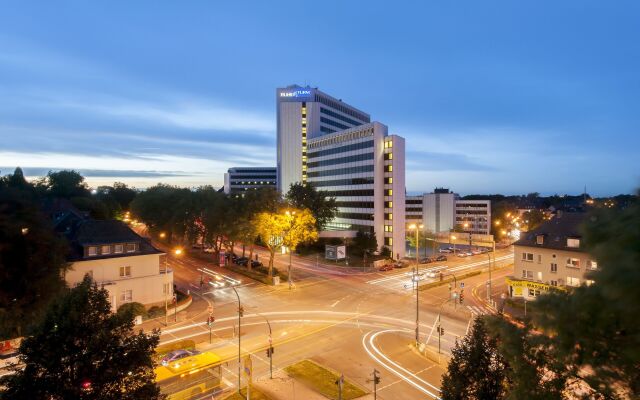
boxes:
[145,235,513,399]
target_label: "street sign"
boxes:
[460,282,465,288]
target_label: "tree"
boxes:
[45,170,90,198]
[110,182,137,210]
[531,197,640,398]
[524,209,544,231]
[253,208,318,279]
[0,275,163,400]
[286,182,337,230]
[441,317,510,400]
[351,229,378,257]
[0,184,68,339]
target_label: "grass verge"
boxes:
[223,386,271,400]
[285,359,367,400]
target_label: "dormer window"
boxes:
[87,246,98,257]
[114,244,124,254]
[101,245,111,255]
[567,238,580,248]
[125,243,137,253]
[536,234,545,245]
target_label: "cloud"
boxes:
[6,167,191,178]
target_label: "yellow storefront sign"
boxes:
[506,278,565,293]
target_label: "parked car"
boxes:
[236,257,249,266]
[204,247,215,253]
[465,251,474,256]
[250,260,263,268]
[471,249,482,255]
[379,264,394,272]
[161,349,200,366]
[457,252,467,258]
[438,248,452,253]
[436,255,447,261]
[420,257,434,264]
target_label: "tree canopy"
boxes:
[286,182,337,230]
[0,275,162,400]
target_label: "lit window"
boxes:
[387,153,393,160]
[385,177,393,184]
[126,243,136,253]
[386,165,393,172]
[566,277,580,287]
[566,258,580,268]
[87,246,98,257]
[119,266,132,277]
[386,189,393,196]
[384,141,393,148]
[385,201,393,208]
[567,238,580,248]
[114,244,124,254]
[550,263,557,273]
[101,245,111,255]
[384,225,393,232]
[550,280,558,286]
[587,260,598,269]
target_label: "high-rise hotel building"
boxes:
[277,85,406,258]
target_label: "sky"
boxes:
[0,1,638,196]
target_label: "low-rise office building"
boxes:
[307,122,406,259]
[60,216,172,311]
[223,167,277,195]
[405,189,491,235]
[507,212,596,300]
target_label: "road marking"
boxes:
[362,330,442,399]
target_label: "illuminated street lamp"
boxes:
[159,232,166,239]
[450,235,457,255]
[284,210,296,290]
[174,248,182,255]
[408,223,423,346]
[494,220,501,226]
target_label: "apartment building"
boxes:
[223,167,277,195]
[507,212,596,300]
[58,214,172,311]
[306,122,406,259]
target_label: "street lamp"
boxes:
[159,232,166,239]
[408,223,423,346]
[284,210,296,290]
[229,286,243,394]
[165,248,182,325]
[255,313,274,379]
[450,235,457,254]
[174,248,182,255]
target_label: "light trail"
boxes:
[362,330,442,399]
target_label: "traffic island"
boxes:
[284,359,368,400]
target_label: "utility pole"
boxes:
[413,267,420,345]
[335,374,344,400]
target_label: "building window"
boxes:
[550,263,557,273]
[384,152,393,160]
[384,225,393,232]
[119,266,132,277]
[550,280,558,287]
[567,238,580,248]
[101,245,111,255]
[585,279,595,286]
[163,282,172,295]
[566,258,580,268]
[528,288,540,297]
[385,237,393,246]
[522,252,534,262]
[114,244,124,254]
[87,246,98,257]
[120,289,133,303]
[385,201,393,208]
[384,141,393,148]
[385,177,393,184]
[537,254,542,264]
[385,165,393,172]
[126,243,136,253]
[385,213,393,220]
[522,270,533,279]
[587,260,598,270]
[386,189,393,196]
[536,235,544,245]
[566,276,580,287]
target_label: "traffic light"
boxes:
[239,306,244,317]
[459,289,464,304]
[266,347,274,358]
[373,369,380,384]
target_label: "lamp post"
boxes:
[230,286,242,394]
[285,211,296,290]
[255,313,274,379]
[451,235,457,255]
[408,223,423,345]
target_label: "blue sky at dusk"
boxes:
[0,1,638,196]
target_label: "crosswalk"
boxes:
[466,305,495,315]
